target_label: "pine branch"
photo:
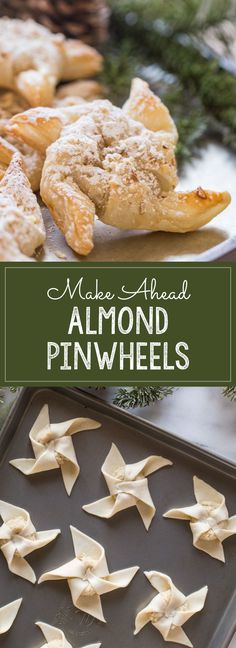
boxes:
[223,386,236,401]
[113,386,174,409]
[108,5,236,155]
[0,386,19,405]
[108,0,235,34]
[102,42,208,163]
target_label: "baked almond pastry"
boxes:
[40,96,178,255]
[0,88,93,190]
[0,89,29,135]
[55,80,105,102]
[8,102,91,154]
[8,79,231,256]
[0,599,22,634]
[36,622,101,648]
[0,153,45,260]
[0,18,103,107]
[134,571,208,646]
[0,136,44,191]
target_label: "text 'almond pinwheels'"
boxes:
[39,526,139,622]
[0,599,22,635]
[10,404,101,495]
[134,572,208,647]
[164,476,236,562]
[35,621,101,648]
[0,500,60,582]
[83,443,172,530]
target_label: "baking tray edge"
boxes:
[1,386,236,648]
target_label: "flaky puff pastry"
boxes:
[8,102,91,154]
[0,152,45,261]
[8,79,230,256]
[55,80,105,102]
[39,526,139,622]
[40,97,178,255]
[0,500,60,583]
[83,443,172,530]
[0,136,44,191]
[0,18,103,107]
[134,572,208,647]
[10,403,101,495]
[164,476,236,562]
[36,622,101,648]
[0,599,22,634]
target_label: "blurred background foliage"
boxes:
[101,0,236,164]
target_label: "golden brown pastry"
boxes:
[0,136,44,191]
[55,80,105,102]
[8,103,91,153]
[40,96,178,255]
[40,80,230,255]
[0,153,45,260]
[7,79,231,256]
[0,89,29,135]
[124,77,178,141]
[0,89,88,190]
[0,18,103,107]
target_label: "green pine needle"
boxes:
[105,0,236,159]
[113,386,174,409]
[223,386,236,401]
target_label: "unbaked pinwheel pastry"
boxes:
[35,621,101,648]
[0,500,60,582]
[10,404,101,495]
[83,443,172,529]
[164,476,236,562]
[0,152,45,261]
[39,526,139,622]
[134,571,208,647]
[0,599,22,634]
[0,18,102,107]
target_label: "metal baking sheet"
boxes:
[39,141,236,262]
[0,387,236,648]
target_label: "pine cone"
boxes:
[0,0,110,45]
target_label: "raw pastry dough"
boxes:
[39,526,139,622]
[164,476,236,562]
[0,500,60,582]
[36,622,101,648]
[134,571,208,647]
[0,153,45,261]
[0,599,22,634]
[83,443,172,529]
[0,18,103,106]
[10,404,101,495]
